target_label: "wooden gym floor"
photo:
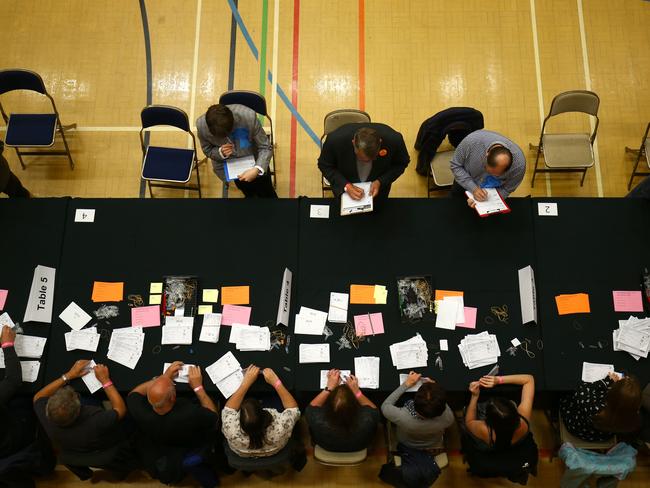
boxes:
[2,0,650,486]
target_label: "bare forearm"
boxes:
[225,382,251,410]
[129,379,154,397]
[356,392,377,409]
[501,374,534,387]
[104,386,127,419]
[195,389,218,413]
[465,395,479,425]
[309,390,330,407]
[275,384,298,409]
[34,377,66,403]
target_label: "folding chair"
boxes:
[384,420,448,470]
[219,90,276,191]
[313,445,367,467]
[0,69,76,170]
[626,122,650,190]
[320,109,371,197]
[140,105,203,198]
[530,90,600,187]
[428,150,455,197]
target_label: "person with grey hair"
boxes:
[33,359,134,480]
[318,122,410,202]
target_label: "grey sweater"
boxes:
[381,383,454,450]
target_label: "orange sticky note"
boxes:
[434,290,464,301]
[221,286,250,305]
[91,281,124,302]
[555,293,590,315]
[350,285,376,304]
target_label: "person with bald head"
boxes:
[128,361,221,487]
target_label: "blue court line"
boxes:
[227,0,238,90]
[225,0,321,147]
[138,0,153,198]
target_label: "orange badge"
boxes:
[378,149,388,157]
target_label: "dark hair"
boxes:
[484,397,520,449]
[486,145,513,170]
[205,104,234,137]
[240,398,273,450]
[323,385,360,431]
[414,382,447,418]
[593,376,642,433]
[353,127,381,159]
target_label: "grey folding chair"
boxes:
[530,90,600,187]
[626,122,650,190]
[559,413,616,451]
[320,109,371,197]
[384,420,448,470]
[427,150,455,197]
[313,445,368,467]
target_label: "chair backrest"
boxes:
[322,109,371,140]
[548,90,600,117]
[0,69,48,96]
[141,105,191,132]
[219,90,268,117]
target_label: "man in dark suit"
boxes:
[317,123,410,201]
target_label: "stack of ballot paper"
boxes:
[581,362,615,382]
[459,332,501,369]
[107,328,144,369]
[613,316,650,360]
[206,352,244,398]
[82,360,103,393]
[328,293,349,323]
[20,361,41,383]
[14,334,47,358]
[299,343,330,363]
[199,313,222,343]
[354,356,380,389]
[161,316,194,345]
[163,362,194,383]
[435,295,465,330]
[294,307,328,335]
[65,327,100,352]
[389,334,428,370]
[319,369,351,389]
[230,324,271,351]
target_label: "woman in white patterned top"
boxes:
[221,365,300,458]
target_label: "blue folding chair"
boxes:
[218,90,276,189]
[140,105,204,198]
[0,69,76,169]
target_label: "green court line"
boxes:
[258,0,269,112]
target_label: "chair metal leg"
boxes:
[59,125,75,170]
[427,171,432,198]
[531,147,542,188]
[195,165,202,198]
[580,168,587,186]
[627,147,643,190]
[147,180,154,198]
[14,147,26,170]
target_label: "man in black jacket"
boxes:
[318,123,410,201]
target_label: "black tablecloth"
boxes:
[0,198,69,390]
[533,197,650,390]
[295,197,545,392]
[45,199,299,393]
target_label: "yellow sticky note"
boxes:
[198,305,213,315]
[150,282,163,294]
[149,294,162,305]
[350,285,376,304]
[374,285,388,304]
[203,289,219,303]
[221,286,250,305]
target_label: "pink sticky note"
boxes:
[612,291,644,313]
[354,312,385,336]
[0,290,7,310]
[457,307,477,329]
[222,304,252,326]
[131,305,161,327]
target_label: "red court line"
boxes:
[289,0,301,198]
[358,0,366,111]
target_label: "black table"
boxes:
[45,199,299,393]
[295,197,545,393]
[533,197,650,390]
[0,198,69,390]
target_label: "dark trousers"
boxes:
[450,180,466,199]
[234,173,277,198]
[627,175,650,199]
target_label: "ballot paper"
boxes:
[341,181,373,216]
[228,323,249,344]
[294,307,328,335]
[199,313,222,343]
[0,350,4,369]
[234,326,271,351]
[328,293,349,323]
[399,374,425,393]
[458,332,501,369]
[82,360,103,394]
[389,335,428,370]
[319,370,351,389]
[435,296,464,330]
[107,328,144,370]
[354,356,380,389]
[299,343,330,363]
[20,361,40,382]
[465,188,510,216]
[224,155,256,181]
[206,351,241,385]
[161,321,194,345]
[581,362,614,383]
[14,335,47,358]
[613,316,650,359]
[163,363,193,383]
[59,302,92,331]
[65,327,100,352]
[0,312,16,329]
[216,369,244,399]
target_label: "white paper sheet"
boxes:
[0,312,16,329]
[161,324,194,345]
[319,369,351,389]
[65,328,100,352]
[14,334,47,358]
[199,313,222,343]
[20,361,40,382]
[82,360,103,394]
[205,351,241,385]
[294,307,328,335]
[59,302,92,331]
[354,356,380,389]
[340,182,373,216]
[216,369,244,398]
[399,374,424,392]
[581,362,614,383]
[435,299,459,330]
[328,293,349,323]
[299,343,330,363]
[163,363,193,383]
[224,155,256,181]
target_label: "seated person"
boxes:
[317,123,410,202]
[127,362,220,488]
[306,369,379,452]
[560,373,642,442]
[381,371,454,450]
[627,175,650,199]
[196,103,276,198]
[33,359,133,479]
[221,365,300,458]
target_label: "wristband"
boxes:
[355,390,363,398]
[102,381,113,389]
[273,379,282,389]
[1,342,14,349]
[61,374,69,384]
[497,376,503,385]
[193,385,204,393]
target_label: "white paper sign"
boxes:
[310,205,330,219]
[74,208,96,222]
[23,265,56,324]
[537,202,558,216]
[276,268,292,326]
[518,265,538,325]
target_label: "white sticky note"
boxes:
[440,339,449,351]
[310,204,330,219]
[537,202,558,216]
[74,209,95,222]
[511,338,521,347]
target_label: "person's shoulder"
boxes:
[229,104,257,122]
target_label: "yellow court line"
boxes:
[188,0,203,149]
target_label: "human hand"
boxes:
[238,167,259,182]
[608,372,622,382]
[221,143,235,157]
[345,183,365,200]
[164,361,184,379]
[1,326,15,344]
[467,198,477,208]
[67,359,91,380]
[469,381,481,396]
[93,364,110,384]
[262,368,280,386]
[473,187,488,202]
[479,375,498,389]
[326,369,340,390]
[244,364,261,385]
[404,371,422,388]
[345,374,360,394]
[188,366,203,389]
[369,180,381,198]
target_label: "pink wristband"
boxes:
[193,385,204,393]
[355,390,363,398]
[497,376,503,385]
[1,342,14,349]
[273,379,282,389]
[102,381,113,389]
